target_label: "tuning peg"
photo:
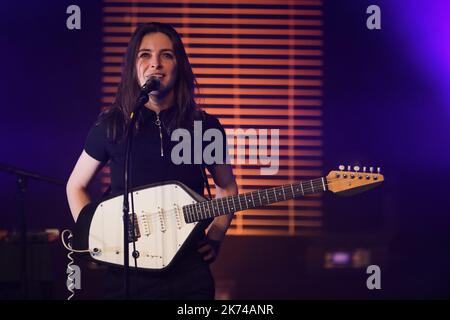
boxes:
[353,166,360,172]
[363,166,366,173]
[369,167,374,173]
[377,167,381,174]
[339,165,345,171]
[347,165,351,171]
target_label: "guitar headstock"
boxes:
[326,165,384,195]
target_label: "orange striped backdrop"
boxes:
[100,0,323,236]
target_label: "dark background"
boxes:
[0,0,449,299]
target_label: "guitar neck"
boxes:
[183,177,328,223]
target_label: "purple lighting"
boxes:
[390,1,450,112]
[331,252,351,264]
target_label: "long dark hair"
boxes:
[104,22,199,141]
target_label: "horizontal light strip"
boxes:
[197,98,322,107]
[204,108,322,116]
[219,210,321,217]
[103,34,323,45]
[104,16,323,26]
[104,7,322,16]
[102,47,322,56]
[227,229,322,236]
[102,86,322,96]
[231,219,322,227]
[102,66,323,77]
[229,168,323,176]
[101,51,322,66]
[104,0,322,5]
[102,76,322,86]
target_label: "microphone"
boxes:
[140,76,161,95]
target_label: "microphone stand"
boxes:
[0,163,64,299]
[122,92,149,299]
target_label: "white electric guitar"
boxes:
[72,166,384,271]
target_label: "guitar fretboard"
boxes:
[183,177,327,223]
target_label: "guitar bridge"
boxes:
[128,213,141,242]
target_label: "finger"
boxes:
[197,244,212,254]
[203,252,214,261]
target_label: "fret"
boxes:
[214,199,219,215]
[195,203,199,220]
[224,198,228,212]
[321,177,326,191]
[194,204,200,221]
[225,197,231,213]
[184,206,189,222]
[232,195,240,212]
[277,187,283,201]
[237,195,243,211]
[243,193,249,209]
[218,200,223,216]
[186,206,191,222]
[205,201,211,217]
[207,201,213,218]
[204,201,209,219]
[218,198,224,214]
[204,202,209,218]
[310,180,314,193]
[193,205,197,221]
[192,205,197,222]
[290,184,295,198]
[265,189,269,204]
[230,197,235,212]
[250,192,255,206]
[206,201,211,217]
[182,207,186,222]
[199,202,204,219]
[273,188,277,202]
[187,205,191,222]
[282,185,286,200]
[199,202,203,219]
[211,199,216,217]
[300,182,304,195]
[215,200,220,216]
[257,190,262,205]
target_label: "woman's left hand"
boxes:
[197,238,221,264]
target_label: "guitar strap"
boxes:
[200,164,213,200]
[196,109,213,201]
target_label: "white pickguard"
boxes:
[88,183,199,270]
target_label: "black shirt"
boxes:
[84,106,227,196]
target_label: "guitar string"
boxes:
[182,175,382,220]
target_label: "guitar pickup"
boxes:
[157,207,166,232]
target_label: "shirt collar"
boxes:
[140,105,175,122]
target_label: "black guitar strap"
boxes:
[195,109,213,201]
[200,164,213,200]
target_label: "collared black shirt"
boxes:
[84,107,227,196]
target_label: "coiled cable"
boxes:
[61,229,90,300]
